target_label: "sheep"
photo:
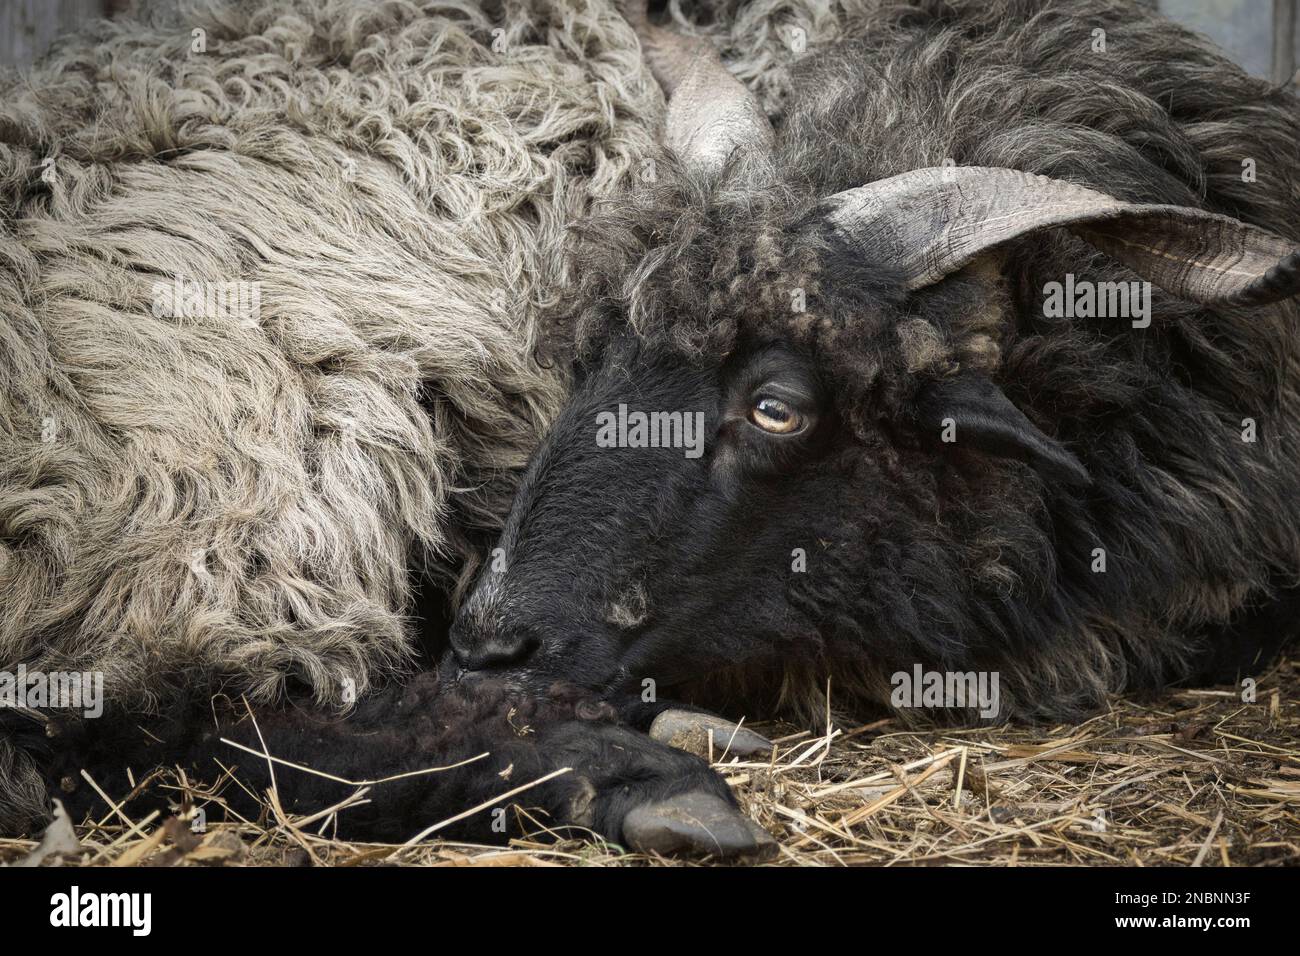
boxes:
[6,0,1299,856]
[444,0,1300,728]
[0,0,780,856]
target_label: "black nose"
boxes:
[450,626,541,673]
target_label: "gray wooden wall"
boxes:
[1162,0,1298,84]
[0,0,111,70]
[0,0,1297,85]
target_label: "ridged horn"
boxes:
[623,0,775,173]
[823,166,1300,307]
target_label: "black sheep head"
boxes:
[442,3,1300,719]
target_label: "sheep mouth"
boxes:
[435,650,623,699]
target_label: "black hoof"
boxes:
[648,709,772,759]
[622,791,778,861]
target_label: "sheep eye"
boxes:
[748,396,803,435]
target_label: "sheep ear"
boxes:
[914,372,1091,487]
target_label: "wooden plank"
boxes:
[1160,0,1274,78]
[1273,0,1298,87]
[0,0,109,70]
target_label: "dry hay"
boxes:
[2,653,1295,868]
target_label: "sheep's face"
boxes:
[442,227,1087,707]
[440,150,1160,709]
[445,332,864,700]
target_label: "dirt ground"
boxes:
[4,654,1297,867]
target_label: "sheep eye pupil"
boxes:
[750,397,801,433]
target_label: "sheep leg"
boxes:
[21,676,775,859]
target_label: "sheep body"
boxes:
[5,0,1298,835]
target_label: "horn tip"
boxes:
[1232,248,1300,307]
